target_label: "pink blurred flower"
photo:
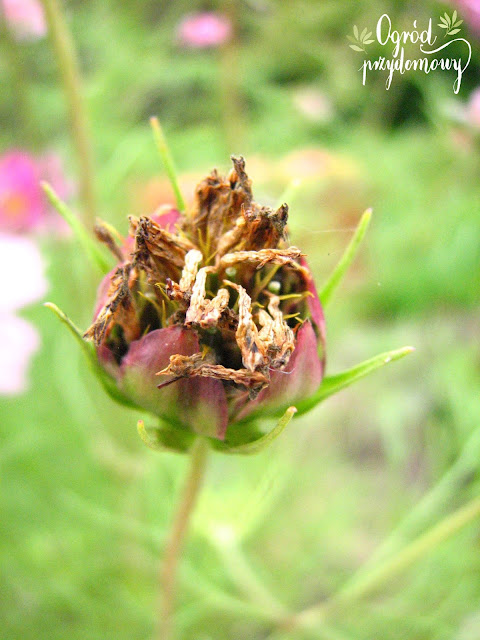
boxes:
[0,232,48,395]
[450,1,480,36]
[1,0,46,41]
[0,149,70,233]
[177,12,232,49]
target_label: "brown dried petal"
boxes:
[130,216,195,269]
[224,281,268,372]
[84,264,139,345]
[219,247,306,273]
[157,353,268,392]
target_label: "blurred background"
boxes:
[1,0,480,638]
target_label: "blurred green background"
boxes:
[1,0,480,638]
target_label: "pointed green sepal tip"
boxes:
[213,406,297,455]
[149,116,186,213]
[295,345,415,417]
[137,420,165,451]
[44,302,139,410]
[41,181,112,275]
[320,207,372,307]
[137,419,194,453]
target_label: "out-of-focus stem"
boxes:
[40,0,96,227]
[218,0,245,154]
[1,20,36,144]
[150,117,186,212]
[277,495,480,637]
[159,436,210,640]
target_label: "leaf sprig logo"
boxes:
[346,12,472,95]
[438,10,463,37]
[347,25,374,53]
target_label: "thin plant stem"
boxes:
[279,495,480,635]
[159,436,210,640]
[150,117,186,212]
[40,0,97,227]
[1,19,36,144]
[212,533,288,618]
[340,422,480,593]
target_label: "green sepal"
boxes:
[41,182,112,275]
[295,346,415,416]
[44,302,139,410]
[137,420,194,453]
[320,208,372,307]
[212,407,297,455]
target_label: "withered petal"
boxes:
[234,320,323,422]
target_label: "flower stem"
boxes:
[150,117,186,213]
[40,0,97,227]
[159,436,210,640]
[279,495,480,636]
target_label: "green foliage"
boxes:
[2,0,480,638]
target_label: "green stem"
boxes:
[284,496,480,634]
[213,534,288,618]
[40,0,96,227]
[0,19,36,144]
[159,437,210,640]
[150,117,186,212]
[341,423,480,592]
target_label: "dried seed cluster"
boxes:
[85,157,318,401]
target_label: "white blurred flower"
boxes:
[0,232,48,395]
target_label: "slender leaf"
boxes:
[452,10,457,24]
[444,12,451,26]
[437,23,448,29]
[448,28,461,35]
[349,45,364,52]
[150,116,186,212]
[295,347,415,416]
[44,302,139,409]
[41,182,112,274]
[364,40,374,44]
[360,27,367,40]
[454,19,463,27]
[213,407,297,455]
[353,25,359,39]
[320,208,372,306]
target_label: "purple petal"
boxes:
[234,320,323,422]
[118,325,229,439]
[300,256,326,367]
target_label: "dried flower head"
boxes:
[84,157,326,441]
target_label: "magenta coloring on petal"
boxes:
[119,326,229,439]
